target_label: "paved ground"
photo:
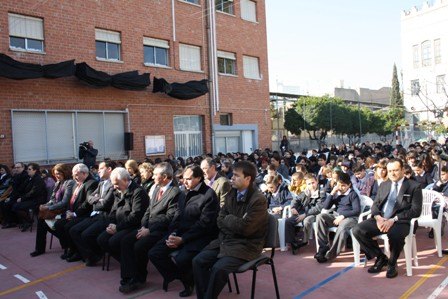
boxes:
[0,224,447,299]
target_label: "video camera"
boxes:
[78,141,90,159]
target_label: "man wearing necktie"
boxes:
[353,159,422,278]
[201,158,231,207]
[193,161,268,299]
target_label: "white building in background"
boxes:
[401,0,448,122]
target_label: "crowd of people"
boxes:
[0,139,447,297]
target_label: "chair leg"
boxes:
[351,230,361,266]
[278,218,287,252]
[412,236,418,267]
[49,234,53,250]
[404,235,413,276]
[107,253,111,271]
[250,269,257,299]
[270,261,280,299]
[102,253,106,271]
[233,272,240,294]
[313,222,319,252]
[434,224,443,258]
[227,275,232,293]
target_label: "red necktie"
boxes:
[157,189,164,201]
[69,184,81,211]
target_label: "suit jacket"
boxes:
[20,174,47,204]
[109,181,149,231]
[141,182,183,235]
[71,175,99,216]
[85,180,115,215]
[432,181,448,196]
[371,178,422,223]
[207,187,268,261]
[47,179,75,211]
[207,173,231,207]
[169,182,219,250]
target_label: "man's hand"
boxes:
[330,185,340,196]
[136,227,150,239]
[106,223,117,235]
[374,215,386,230]
[166,235,183,248]
[66,211,75,220]
[296,214,306,223]
[271,207,283,214]
[39,205,49,211]
[291,208,299,215]
[379,219,394,233]
[333,215,345,226]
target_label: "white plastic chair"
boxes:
[277,206,291,251]
[416,190,446,257]
[314,195,373,254]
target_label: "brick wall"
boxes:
[0,0,270,165]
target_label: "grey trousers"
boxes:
[316,213,357,259]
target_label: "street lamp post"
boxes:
[358,98,362,144]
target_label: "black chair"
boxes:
[230,213,280,299]
[102,252,111,271]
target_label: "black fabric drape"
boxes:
[111,71,150,90]
[0,53,75,80]
[75,62,111,87]
[152,77,209,100]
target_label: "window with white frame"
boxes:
[182,0,200,4]
[436,75,445,94]
[243,55,260,79]
[95,29,121,61]
[217,50,236,75]
[241,0,257,22]
[179,44,201,71]
[144,37,169,67]
[421,40,431,67]
[8,13,44,52]
[411,79,420,96]
[434,39,441,65]
[12,110,126,164]
[412,45,419,68]
[216,0,234,14]
[174,115,203,157]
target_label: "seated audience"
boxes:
[289,172,307,196]
[1,162,29,228]
[201,158,231,207]
[266,175,293,215]
[125,160,141,185]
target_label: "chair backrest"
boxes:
[422,189,445,221]
[265,213,279,250]
[360,195,373,212]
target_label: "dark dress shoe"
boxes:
[442,249,448,255]
[291,242,299,255]
[315,255,328,263]
[2,223,17,229]
[179,284,194,297]
[386,265,398,278]
[30,251,44,257]
[428,229,434,239]
[21,222,32,232]
[119,282,138,294]
[85,255,102,267]
[368,255,389,273]
[66,253,82,262]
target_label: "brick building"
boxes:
[0,0,270,166]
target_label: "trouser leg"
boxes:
[302,215,316,243]
[352,218,383,260]
[316,213,336,250]
[326,217,357,259]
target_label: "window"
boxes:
[434,39,441,64]
[179,44,201,71]
[174,115,203,157]
[412,45,419,68]
[243,55,260,79]
[182,0,199,4]
[241,0,257,22]
[95,29,121,61]
[411,80,420,96]
[219,113,233,125]
[436,75,445,94]
[216,0,234,14]
[421,40,431,67]
[217,50,236,75]
[8,13,44,52]
[143,37,169,67]
[12,110,126,164]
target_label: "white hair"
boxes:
[72,163,89,174]
[111,167,131,181]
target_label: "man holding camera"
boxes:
[79,140,98,170]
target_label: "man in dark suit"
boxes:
[118,162,184,293]
[55,163,98,261]
[148,164,220,297]
[69,161,116,266]
[193,161,268,299]
[200,158,231,207]
[353,159,423,278]
[96,167,149,263]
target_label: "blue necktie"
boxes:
[237,192,244,202]
[384,182,398,219]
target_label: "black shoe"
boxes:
[2,223,17,229]
[443,249,448,255]
[60,250,71,260]
[30,251,44,257]
[386,264,398,278]
[291,243,299,255]
[66,253,82,262]
[162,280,169,292]
[179,283,194,297]
[21,222,32,232]
[85,255,102,267]
[368,255,389,273]
[428,228,434,239]
[315,255,328,263]
[119,282,138,294]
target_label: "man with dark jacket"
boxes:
[96,167,149,262]
[69,161,116,265]
[353,159,422,278]
[119,162,183,293]
[56,163,98,261]
[1,162,29,228]
[80,140,98,170]
[149,164,219,297]
[193,161,268,299]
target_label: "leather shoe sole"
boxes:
[368,256,389,273]
[386,266,398,278]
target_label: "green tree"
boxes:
[391,63,403,107]
[283,108,303,136]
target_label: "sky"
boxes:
[265,0,428,95]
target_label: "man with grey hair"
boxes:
[201,158,231,207]
[119,162,185,293]
[97,167,149,276]
[56,163,98,262]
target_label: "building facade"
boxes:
[0,0,270,166]
[401,0,448,122]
